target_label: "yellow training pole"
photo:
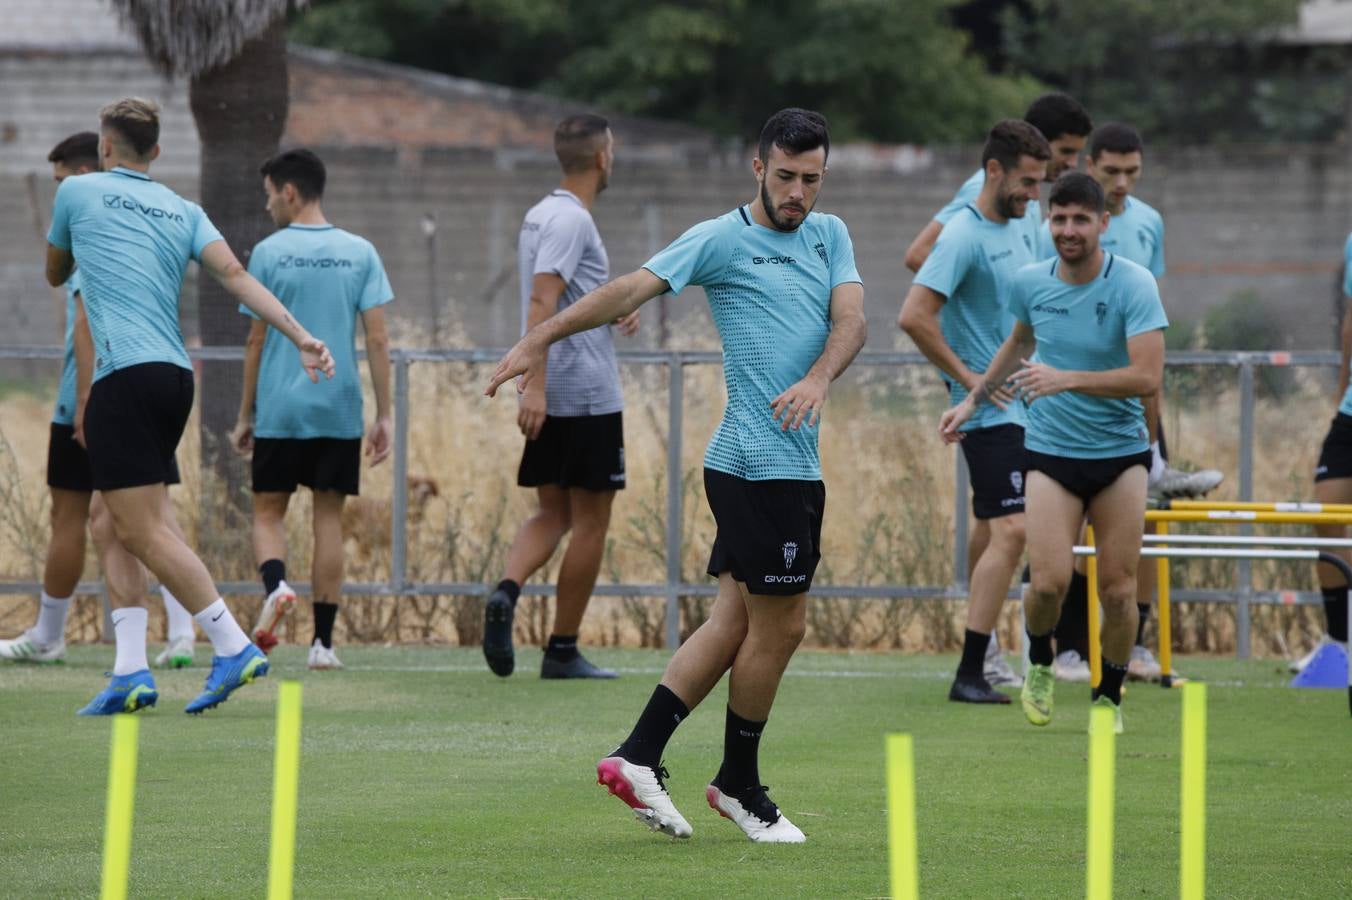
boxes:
[1145,510,1352,526]
[1086,526,1101,689]
[1086,706,1117,900]
[886,734,920,900]
[1167,500,1352,514]
[100,715,140,900]
[1180,683,1207,900]
[268,681,303,900]
[1156,521,1173,688]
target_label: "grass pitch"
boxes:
[2,646,1349,898]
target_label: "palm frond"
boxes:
[110,0,308,78]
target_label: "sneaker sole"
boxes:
[596,759,689,839]
[482,595,515,677]
[705,786,806,843]
[253,594,296,652]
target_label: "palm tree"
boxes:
[111,0,306,503]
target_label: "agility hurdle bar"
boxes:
[1076,545,1352,715]
[1164,500,1352,514]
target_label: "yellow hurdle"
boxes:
[885,734,920,900]
[1086,526,1100,689]
[1156,521,1173,687]
[1166,500,1352,514]
[1086,706,1117,900]
[1180,683,1208,900]
[269,681,304,900]
[1145,510,1352,526]
[100,716,139,900]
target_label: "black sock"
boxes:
[1322,586,1349,643]
[1027,629,1055,666]
[546,633,579,661]
[313,601,337,649]
[957,628,991,678]
[1094,659,1129,704]
[1135,604,1151,647]
[260,559,286,596]
[1054,571,1090,657]
[715,706,767,796]
[617,684,689,768]
[496,579,521,605]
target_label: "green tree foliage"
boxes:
[998,0,1345,143]
[291,0,1042,142]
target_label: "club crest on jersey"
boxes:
[1096,301,1108,325]
[1010,471,1023,494]
[782,541,798,571]
[814,242,828,265]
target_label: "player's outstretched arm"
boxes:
[71,291,93,448]
[941,321,1034,442]
[899,283,978,390]
[903,220,944,274]
[231,319,267,456]
[485,268,668,398]
[1011,329,1163,401]
[771,282,867,431]
[199,240,335,383]
[361,306,393,466]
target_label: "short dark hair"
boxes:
[259,148,327,201]
[554,114,610,174]
[99,97,160,158]
[758,108,830,163]
[48,131,100,169]
[1048,171,1106,214]
[1024,92,1092,142]
[981,119,1051,172]
[1090,122,1144,160]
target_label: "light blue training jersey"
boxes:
[1042,195,1165,276]
[643,206,862,481]
[914,204,1036,432]
[47,167,221,381]
[933,167,1046,255]
[1340,233,1352,416]
[243,224,393,440]
[52,270,81,426]
[1007,253,1168,458]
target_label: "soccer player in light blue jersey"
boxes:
[488,108,866,843]
[44,98,335,715]
[940,172,1168,735]
[900,119,1050,705]
[230,148,393,672]
[1,131,199,673]
[1305,232,1352,670]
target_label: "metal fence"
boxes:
[0,346,1338,657]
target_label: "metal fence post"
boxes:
[953,449,970,589]
[1236,359,1255,659]
[665,355,684,649]
[391,352,410,595]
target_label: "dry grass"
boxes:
[0,337,1332,656]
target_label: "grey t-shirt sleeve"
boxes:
[533,209,591,284]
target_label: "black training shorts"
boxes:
[84,363,192,491]
[518,412,626,492]
[704,467,825,596]
[1315,413,1352,482]
[252,437,362,495]
[1026,448,1152,505]
[959,423,1027,520]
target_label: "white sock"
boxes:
[194,599,250,657]
[1148,441,1166,483]
[161,586,196,642]
[33,591,72,645]
[111,606,149,675]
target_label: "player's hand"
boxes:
[1009,359,1069,402]
[963,373,1014,409]
[770,373,828,432]
[73,400,87,449]
[365,415,392,466]
[230,418,254,456]
[938,397,976,443]
[299,335,335,383]
[518,383,547,440]
[486,333,547,398]
[613,310,640,337]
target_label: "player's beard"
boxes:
[759,177,810,232]
[996,188,1027,220]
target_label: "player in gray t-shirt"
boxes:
[482,114,639,680]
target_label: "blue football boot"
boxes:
[185,644,269,715]
[77,669,158,716]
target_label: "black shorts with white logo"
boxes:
[84,363,192,491]
[704,467,825,596]
[1315,413,1352,482]
[253,437,362,495]
[960,423,1027,520]
[518,412,626,492]
[1026,448,1152,505]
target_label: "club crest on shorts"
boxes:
[1010,470,1023,494]
[782,541,798,571]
